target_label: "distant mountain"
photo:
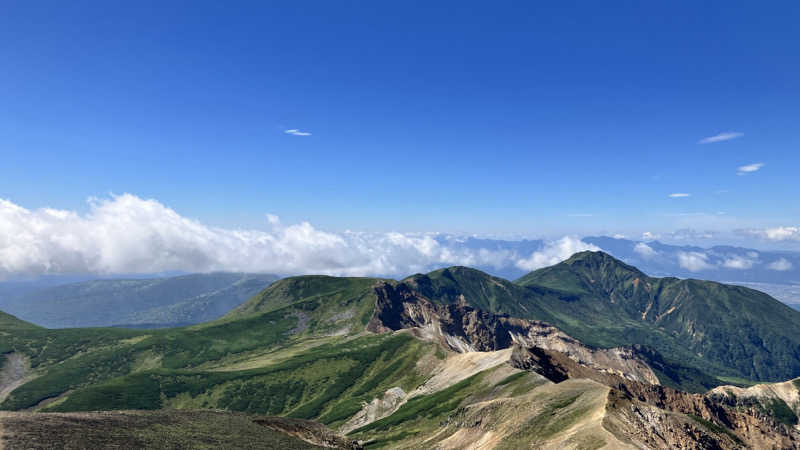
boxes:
[583,236,800,286]
[0,273,278,328]
[434,235,800,302]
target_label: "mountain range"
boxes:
[443,235,800,306]
[0,273,278,328]
[1,252,800,448]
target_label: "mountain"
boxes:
[0,273,279,328]
[516,251,800,381]
[583,235,800,288]
[3,255,800,447]
[2,278,797,448]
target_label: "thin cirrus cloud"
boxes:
[668,193,691,198]
[737,162,764,175]
[698,132,743,144]
[284,129,312,136]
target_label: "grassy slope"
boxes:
[1,277,437,424]
[516,251,800,381]
[45,333,433,427]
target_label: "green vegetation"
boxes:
[687,414,744,445]
[497,394,584,448]
[763,398,798,426]
[42,333,433,429]
[351,366,543,448]
[511,252,800,382]
[1,307,299,410]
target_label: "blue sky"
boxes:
[2,1,799,239]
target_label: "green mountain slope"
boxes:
[2,262,799,448]
[516,251,800,381]
[0,273,279,328]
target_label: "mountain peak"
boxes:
[515,251,643,293]
[563,251,643,273]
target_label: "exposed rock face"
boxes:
[0,353,30,405]
[511,345,800,449]
[708,378,800,430]
[339,387,407,434]
[367,281,800,448]
[367,282,659,384]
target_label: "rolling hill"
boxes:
[0,273,278,328]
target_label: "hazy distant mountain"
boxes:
[582,236,800,283]
[0,273,278,328]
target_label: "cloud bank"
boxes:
[0,195,597,279]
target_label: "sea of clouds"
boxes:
[0,194,598,279]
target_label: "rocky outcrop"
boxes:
[253,416,363,449]
[339,387,406,434]
[511,344,800,449]
[708,378,800,429]
[367,282,659,384]
[0,353,30,405]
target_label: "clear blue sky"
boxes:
[2,1,799,236]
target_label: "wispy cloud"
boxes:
[737,162,764,175]
[284,129,312,136]
[698,132,743,144]
[668,193,691,198]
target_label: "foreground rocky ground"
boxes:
[0,410,360,450]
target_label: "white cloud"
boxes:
[737,162,764,175]
[284,129,312,136]
[0,194,592,279]
[767,258,793,271]
[698,132,743,144]
[612,234,626,239]
[515,237,599,271]
[668,193,691,198]
[265,214,281,226]
[633,242,658,258]
[753,226,800,241]
[677,251,714,272]
[722,255,756,270]
[641,231,660,241]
